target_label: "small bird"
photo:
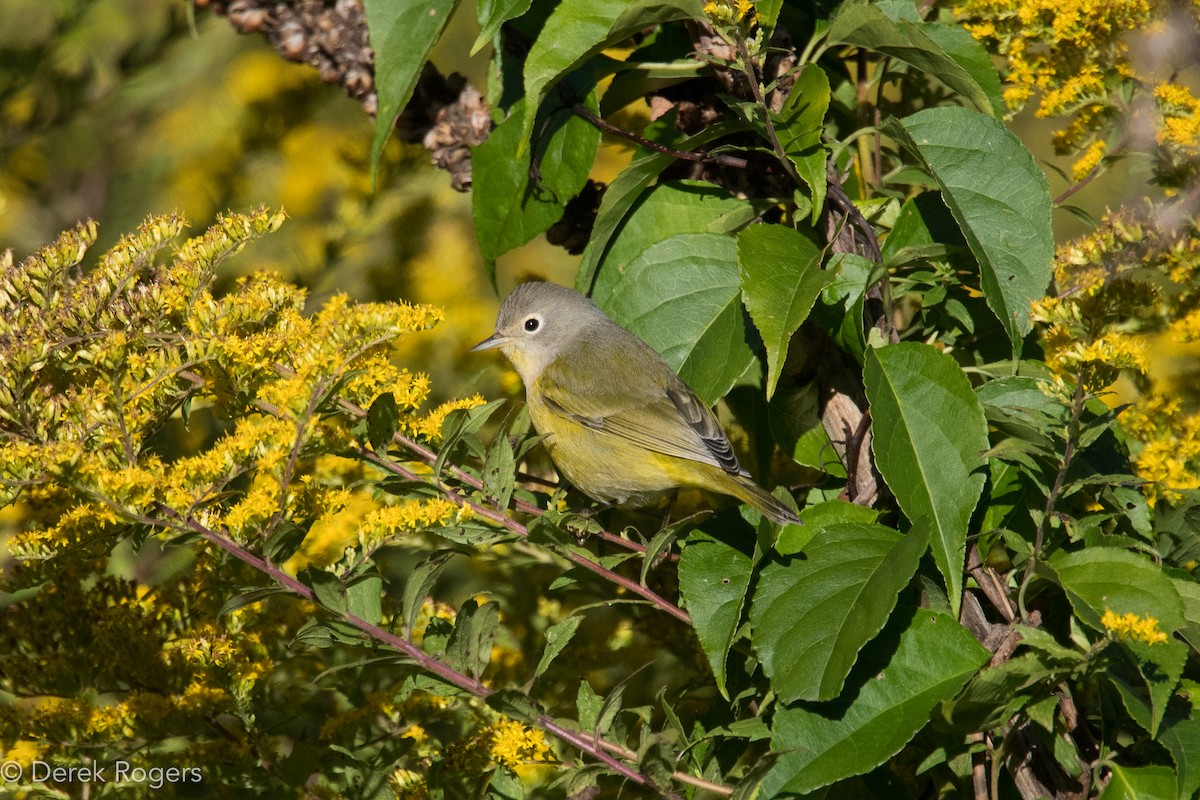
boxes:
[472,281,799,525]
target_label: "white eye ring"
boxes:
[523,314,543,333]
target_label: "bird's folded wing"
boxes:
[537,363,746,477]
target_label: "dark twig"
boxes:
[570,103,749,169]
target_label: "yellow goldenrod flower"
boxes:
[1101,608,1169,645]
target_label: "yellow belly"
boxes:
[528,396,729,506]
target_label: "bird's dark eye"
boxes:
[524,317,540,332]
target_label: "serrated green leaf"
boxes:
[1098,764,1178,800]
[1160,698,1200,800]
[363,0,459,183]
[884,108,1053,355]
[473,0,533,55]
[737,223,834,399]
[300,567,348,613]
[520,0,704,148]
[591,181,756,307]
[678,532,753,698]
[812,253,874,364]
[402,551,458,636]
[576,680,604,730]
[435,398,507,478]
[483,428,517,510]
[761,607,988,796]
[602,232,755,405]
[367,392,399,453]
[446,598,499,679]
[485,689,542,723]
[533,615,583,680]
[346,572,382,625]
[751,521,930,702]
[264,522,308,566]
[828,0,996,115]
[577,124,743,295]
[1048,547,1186,634]
[864,342,988,617]
[472,88,600,278]
[778,501,880,555]
[771,64,830,223]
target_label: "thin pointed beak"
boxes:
[471,332,508,352]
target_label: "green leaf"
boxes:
[916,19,1004,117]
[577,123,746,295]
[472,88,601,277]
[736,224,834,399]
[434,398,507,478]
[300,567,348,613]
[482,428,517,511]
[473,0,533,55]
[533,615,583,681]
[1160,699,1200,800]
[827,0,997,116]
[751,522,930,703]
[520,0,704,147]
[778,501,880,555]
[864,342,988,617]
[367,392,399,453]
[771,64,830,223]
[812,253,874,365]
[362,0,459,183]
[263,522,308,566]
[1048,548,1186,634]
[678,531,753,698]
[346,572,382,625]
[591,180,756,307]
[884,108,1053,355]
[219,586,288,618]
[880,192,967,267]
[1172,576,1200,652]
[446,598,499,679]
[402,551,458,636]
[761,606,988,796]
[1098,765,1178,800]
[602,232,755,405]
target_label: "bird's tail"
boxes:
[731,476,800,526]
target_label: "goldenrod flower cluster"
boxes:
[1101,608,1169,644]
[1033,205,1200,388]
[1123,393,1200,504]
[0,211,493,789]
[955,0,1198,181]
[704,0,757,26]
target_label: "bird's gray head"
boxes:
[471,281,608,382]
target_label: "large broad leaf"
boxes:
[761,606,988,796]
[520,0,704,147]
[472,88,601,277]
[884,108,1053,356]
[1160,699,1200,800]
[602,232,755,405]
[678,531,753,697]
[576,124,741,295]
[1048,548,1186,634]
[736,224,833,399]
[828,0,998,116]
[864,342,988,617]
[592,181,756,307]
[749,521,930,703]
[770,64,830,222]
[363,0,459,182]
[1098,765,1179,800]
